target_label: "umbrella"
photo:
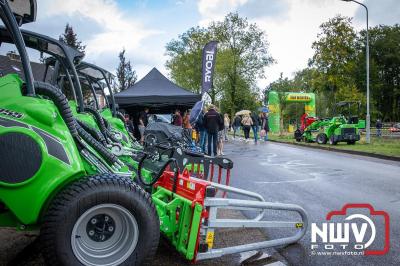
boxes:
[189,100,204,124]
[258,106,269,113]
[235,110,251,116]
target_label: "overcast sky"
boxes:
[18,0,400,90]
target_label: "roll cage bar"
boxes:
[0,26,86,112]
[0,2,35,95]
[334,101,361,119]
[76,62,118,116]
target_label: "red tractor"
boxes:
[294,113,317,141]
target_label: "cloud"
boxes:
[256,1,361,87]
[355,0,400,26]
[22,0,162,75]
[197,0,289,26]
[5,0,395,87]
[197,0,245,25]
[237,0,289,21]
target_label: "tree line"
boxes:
[167,13,399,123]
[266,15,400,123]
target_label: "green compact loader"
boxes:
[302,101,362,145]
[0,1,159,265]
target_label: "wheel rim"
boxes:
[71,204,139,266]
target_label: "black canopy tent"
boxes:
[114,67,201,114]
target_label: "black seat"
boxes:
[348,116,359,124]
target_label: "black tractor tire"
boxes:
[329,135,337,145]
[347,140,356,145]
[40,174,159,266]
[316,133,328,144]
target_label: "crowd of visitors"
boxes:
[126,106,270,157]
[193,106,270,156]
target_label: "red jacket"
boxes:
[173,114,183,127]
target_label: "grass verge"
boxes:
[268,133,400,158]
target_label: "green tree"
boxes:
[210,13,274,117]
[116,48,137,93]
[60,23,86,55]
[354,25,400,121]
[165,27,211,94]
[309,15,358,114]
[165,12,274,117]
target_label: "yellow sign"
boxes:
[268,104,278,113]
[286,94,311,102]
[206,231,214,249]
[305,105,315,111]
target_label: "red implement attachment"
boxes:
[300,113,317,131]
[185,156,233,197]
[153,170,308,262]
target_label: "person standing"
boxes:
[124,114,135,134]
[233,115,242,139]
[138,107,149,144]
[376,119,382,137]
[241,114,253,142]
[223,114,230,141]
[260,112,269,141]
[172,109,183,127]
[196,108,207,153]
[204,105,222,156]
[251,111,260,143]
[217,112,225,155]
[183,110,192,138]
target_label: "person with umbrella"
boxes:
[241,113,253,142]
[190,101,207,153]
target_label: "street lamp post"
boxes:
[342,0,370,143]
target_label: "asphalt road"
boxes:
[2,140,399,266]
[224,139,400,266]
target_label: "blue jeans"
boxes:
[264,132,268,141]
[199,130,207,153]
[207,131,218,156]
[233,126,239,138]
[376,128,382,137]
[252,125,259,142]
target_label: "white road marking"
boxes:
[255,177,316,184]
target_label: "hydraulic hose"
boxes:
[76,123,119,165]
[34,82,120,168]
[137,153,179,191]
[116,111,125,123]
[84,105,120,143]
[77,119,108,146]
[84,105,108,133]
[34,81,78,137]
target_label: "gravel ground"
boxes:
[0,210,281,266]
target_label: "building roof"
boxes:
[0,54,52,82]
